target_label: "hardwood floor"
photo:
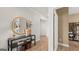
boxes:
[26,36,48,51]
[57,40,79,51]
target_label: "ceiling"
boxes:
[29,7,79,17]
[22,7,79,17]
[30,7,48,18]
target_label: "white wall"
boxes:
[31,15,40,41]
[53,9,58,51]
[48,8,53,51]
[0,7,42,49]
[40,19,48,36]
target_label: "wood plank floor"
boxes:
[26,36,48,51]
[57,40,79,51]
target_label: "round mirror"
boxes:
[12,16,27,35]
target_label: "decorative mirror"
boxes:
[12,16,32,36]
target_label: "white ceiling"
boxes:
[23,7,79,17]
[69,7,79,15]
[30,7,48,18]
[29,7,79,17]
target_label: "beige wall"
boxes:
[57,7,69,45]
[69,13,79,23]
[57,7,79,45]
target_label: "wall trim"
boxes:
[58,43,69,47]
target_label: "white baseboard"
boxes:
[54,45,58,51]
[58,43,69,47]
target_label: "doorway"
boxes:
[40,18,48,51]
[56,7,79,51]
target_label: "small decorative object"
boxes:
[28,28,32,35]
[13,34,15,38]
[26,20,32,36]
[25,29,28,36]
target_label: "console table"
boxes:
[8,35,36,51]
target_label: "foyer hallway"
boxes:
[27,36,48,51]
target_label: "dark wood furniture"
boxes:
[69,23,75,40]
[69,22,79,41]
[8,35,36,51]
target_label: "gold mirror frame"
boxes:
[12,16,27,35]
